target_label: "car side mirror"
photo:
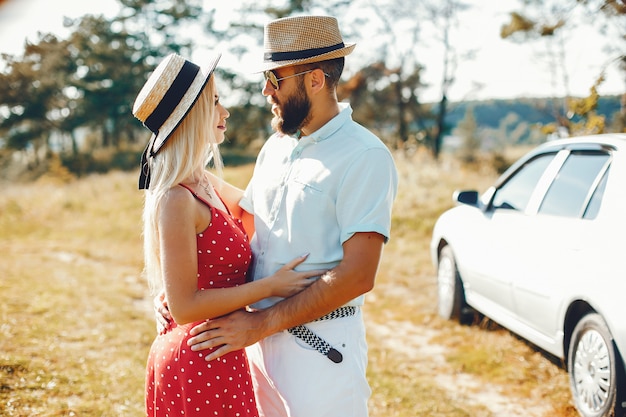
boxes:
[453,190,479,206]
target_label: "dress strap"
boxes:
[178,183,231,215]
[178,183,213,208]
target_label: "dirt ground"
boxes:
[367,318,554,416]
[364,264,578,417]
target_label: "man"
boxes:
[172,15,397,416]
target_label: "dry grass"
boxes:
[0,172,150,416]
[0,152,578,416]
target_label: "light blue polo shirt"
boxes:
[240,103,398,309]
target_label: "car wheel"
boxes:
[437,245,468,322]
[568,313,625,417]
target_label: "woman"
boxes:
[132,53,322,417]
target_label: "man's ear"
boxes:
[309,68,327,94]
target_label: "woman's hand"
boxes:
[265,254,326,298]
[153,290,173,334]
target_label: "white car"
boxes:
[431,133,626,417]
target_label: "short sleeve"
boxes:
[336,147,398,244]
[239,179,254,215]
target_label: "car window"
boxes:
[583,167,609,219]
[538,152,610,218]
[492,153,555,211]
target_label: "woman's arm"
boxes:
[158,187,320,325]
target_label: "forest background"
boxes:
[0,0,624,182]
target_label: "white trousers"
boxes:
[246,308,371,417]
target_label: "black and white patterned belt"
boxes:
[287,306,357,364]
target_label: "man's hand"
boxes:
[187,309,265,361]
[154,291,173,334]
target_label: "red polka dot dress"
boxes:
[145,186,258,417]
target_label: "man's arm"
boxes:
[188,231,385,360]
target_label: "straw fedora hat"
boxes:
[133,52,221,189]
[258,15,355,72]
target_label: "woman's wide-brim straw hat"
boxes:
[133,53,221,189]
[257,15,355,72]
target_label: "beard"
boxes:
[270,79,312,136]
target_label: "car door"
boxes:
[511,150,612,340]
[463,151,559,319]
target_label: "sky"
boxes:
[0,0,623,103]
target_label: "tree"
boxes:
[454,105,481,164]
[0,0,211,166]
[501,0,625,135]
[64,15,153,149]
[115,0,203,55]
[0,34,76,165]
[335,0,432,149]
[423,0,471,159]
[563,75,607,135]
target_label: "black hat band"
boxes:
[143,60,200,135]
[264,42,345,62]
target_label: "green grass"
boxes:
[0,152,578,416]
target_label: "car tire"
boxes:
[568,313,626,417]
[436,245,469,322]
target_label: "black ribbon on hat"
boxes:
[138,144,151,190]
[264,42,345,62]
[143,61,199,134]
[138,61,200,190]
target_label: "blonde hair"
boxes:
[142,77,223,294]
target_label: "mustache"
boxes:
[267,95,280,106]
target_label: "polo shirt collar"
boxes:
[298,103,352,146]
